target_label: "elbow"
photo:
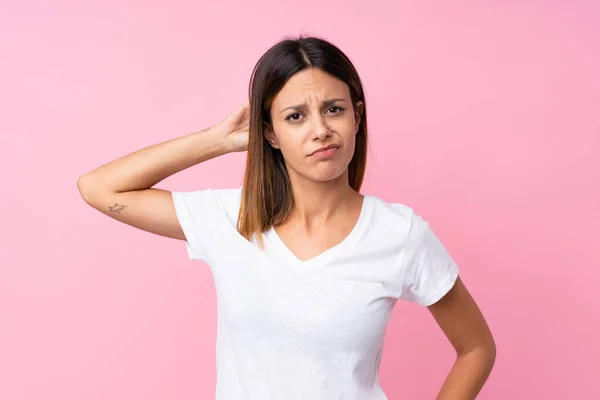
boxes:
[484,334,497,364]
[77,174,100,204]
[481,342,496,369]
[458,339,496,369]
[77,175,88,191]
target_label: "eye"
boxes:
[284,106,345,122]
[327,106,345,114]
[285,113,302,121]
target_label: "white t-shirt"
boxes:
[171,186,459,400]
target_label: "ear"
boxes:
[263,122,280,149]
[354,100,364,133]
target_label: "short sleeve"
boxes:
[397,211,459,306]
[171,189,216,261]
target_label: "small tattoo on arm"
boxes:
[108,203,127,213]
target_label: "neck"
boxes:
[285,168,361,230]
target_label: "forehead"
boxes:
[272,68,350,107]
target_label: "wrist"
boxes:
[192,125,231,161]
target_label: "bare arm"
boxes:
[76,99,250,240]
[428,276,496,399]
[77,126,229,240]
[78,126,229,194]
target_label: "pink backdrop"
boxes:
[1,1,598,399]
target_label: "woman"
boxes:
[78,35,496,400]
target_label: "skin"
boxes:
[264,67,365,263]
[265,67,496,398]
[83,64,495,398]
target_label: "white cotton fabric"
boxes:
[171,186,459,400]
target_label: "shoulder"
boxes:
[170,186,242,261]
[172,185,242,226]
[202,186,243,225]
[366,194,419,229]
[364,194,433,248]
[210,185,243,208]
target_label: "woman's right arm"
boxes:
[76,125,232,241]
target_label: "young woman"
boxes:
[78,35,496,400]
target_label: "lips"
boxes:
[310,144,339,156]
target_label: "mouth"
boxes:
[309,144,340,156]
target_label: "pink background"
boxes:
[1,1,598,399]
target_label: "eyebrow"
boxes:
[280,98,347,114]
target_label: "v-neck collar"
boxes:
[264,195,372,269]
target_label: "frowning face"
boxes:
[265,67,363,185]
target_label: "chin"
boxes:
[306,165,350,183]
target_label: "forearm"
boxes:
[435,347,496,400]
[78,126,229,194]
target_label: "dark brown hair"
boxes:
[237,34,369,247]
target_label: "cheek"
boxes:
[274,131,303,157]
[279,144,304,166]
[343,133,357,157]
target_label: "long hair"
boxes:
[237,34,369,248]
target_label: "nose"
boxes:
[311,114,331,141]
